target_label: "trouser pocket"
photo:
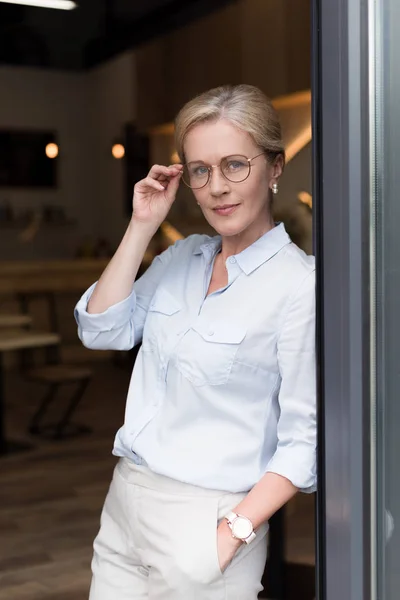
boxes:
[163,494,224,586]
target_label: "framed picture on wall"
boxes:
[124,123,149,216]
[0,129,58,188]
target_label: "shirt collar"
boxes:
[193,223,291,275]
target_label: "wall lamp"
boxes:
[0,1,77,10]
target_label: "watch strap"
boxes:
[225,510,237,524]
[244,530,257,544]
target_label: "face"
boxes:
[183,119,283,239]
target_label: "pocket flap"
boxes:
[192,322,246,344]
[149,287,181,316]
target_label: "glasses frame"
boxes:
[181,152,266,189]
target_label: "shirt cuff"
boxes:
[266,446,317,494]
[74,282,137,333]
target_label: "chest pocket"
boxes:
[142,287,181,353]
[177,321,246,386]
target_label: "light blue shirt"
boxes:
[74,223,316,494]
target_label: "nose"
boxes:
[209,167,229,196]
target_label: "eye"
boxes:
[192,165,209,177]
[226,160,246,171]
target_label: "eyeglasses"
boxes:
[181,152,266,190]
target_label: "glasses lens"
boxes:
[182,163,209,189]
[221,155,250,183]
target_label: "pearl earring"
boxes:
[272,182,279,195]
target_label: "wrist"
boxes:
[127,217,158,243]
[218,519,243,548]
[224,511,257,545]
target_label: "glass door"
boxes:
[312,0,373,598]
[371,0,400,597]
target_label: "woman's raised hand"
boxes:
[131,163,183,230]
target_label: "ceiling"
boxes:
[0,0,235,70]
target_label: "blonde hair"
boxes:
[174,84,285,165]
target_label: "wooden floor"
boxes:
[0,359,315,600]
[0,360,130,600]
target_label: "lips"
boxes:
[213,204,239,216]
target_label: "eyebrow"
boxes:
[186,155,247,165]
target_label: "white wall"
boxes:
[0,50,136,260]
[0,66,90,259]
[87,51,136,247]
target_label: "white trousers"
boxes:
[89,458,269,600]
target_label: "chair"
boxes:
[26,364,92,440]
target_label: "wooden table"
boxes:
[0,257,153,333]
[0,330,60,455]
[0,314,32,328]
[0,260,110,295]
[0,260,111,333]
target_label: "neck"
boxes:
[219,216,276,261]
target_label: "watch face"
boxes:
[232,516,253,539]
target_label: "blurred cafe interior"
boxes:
[0,1,314,599]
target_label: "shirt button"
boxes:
[229,256,236,263]
[208,330,214,336]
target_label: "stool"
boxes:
[26,365,92,440]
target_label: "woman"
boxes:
[75,84,316,600]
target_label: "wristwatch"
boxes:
[225,511,256,545]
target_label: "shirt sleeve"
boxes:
[74,240,182,351]
[266,270,317,493]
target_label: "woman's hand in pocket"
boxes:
[216,519,242,573]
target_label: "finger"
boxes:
[157,174,169,183]
[156,165,183,185]
[136,177,166,192]
[157,170,177,182]
[148,164,182,180]
[164,170,182,198]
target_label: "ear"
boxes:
[271,154,284,181]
